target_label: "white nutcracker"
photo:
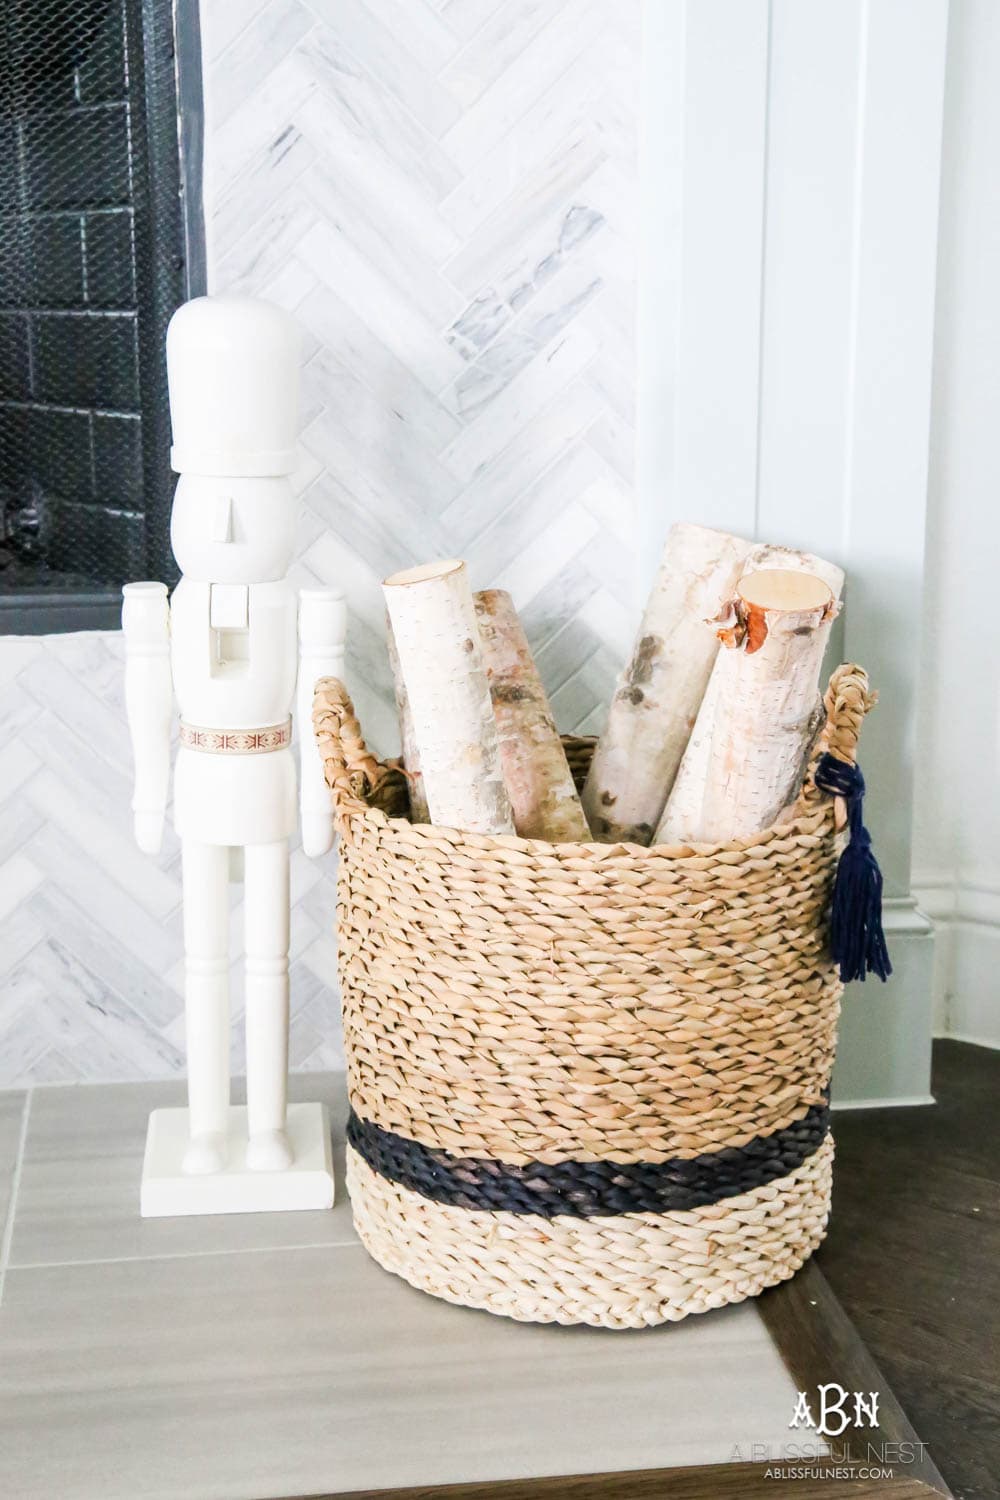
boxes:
[123,295,343,1216]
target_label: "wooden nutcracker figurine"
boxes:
[123,295,343,1216]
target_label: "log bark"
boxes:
[581,522,753,844]
[382,559,514,835]
[386,616,430,824]
[654,569,837,844]
[473,589,589,842]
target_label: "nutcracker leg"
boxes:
[243,840,292,1171]
[181,839,231,1175]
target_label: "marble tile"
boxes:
[293,30,459,201]
[24,770,179,922]
[8,1072,355,1268]
[3,942,184,1080]
[549,640,620,734]
[492,505,601,622]
[207,0,313,129]
[579,583,635,662]
[212,126,317,262]
[587,405,636,485]
[304,0,460,136]
[442,324,599,482]
[296,219,465,392]
[0,855,43,925]
[439,0,507,43]
[305,346,461,516]
[442,0,566,110]
[466,443,604,580]
[444,133,608,303]
[303,158,463,330]
[24,859,181,1001]
[201,0,272,64]
[0,737,36,804]
[0,636,43,689]
[440,377,603,544]
[302,416,451,575]
[207,50,316,198]
[0,1089,26,1236]
[298,283,462,450]
[439,0,607,172]
[440,54,607,238]
[577,524,636,608]
[443,260,602,424]
[0,681,44,747]
[518,556,606,655]
[578,468,636,550]
[212,192,318,297]
[532,613,603,699]
[17,649,133,777]
[0,1245,802,1500]
[0,903,45,979]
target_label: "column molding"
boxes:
[638,0,950,1103]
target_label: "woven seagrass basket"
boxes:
[313,663,876,1330]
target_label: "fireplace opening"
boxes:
[0,0,201,633]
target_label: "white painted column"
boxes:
[639,0,949,1103]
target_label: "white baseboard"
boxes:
[913,872,1000,1048]
[832,1094,936,1111]
[831,897,935,1107]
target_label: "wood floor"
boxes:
[818,1040,1000,1500]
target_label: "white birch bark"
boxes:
[382,559,514,835]
[474,589,589,842]
[386,616,430,824]
[654,569,837,844]
[581,522,753,844]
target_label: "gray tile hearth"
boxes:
[0,1067,802,1500]
[9,1073,355,1268]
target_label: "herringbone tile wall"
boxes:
[0,0,640,1084]
[0,633,343,1084]
[203,0,640,752]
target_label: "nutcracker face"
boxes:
[170,474,295,584]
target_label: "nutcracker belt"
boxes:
[179,718,292,755]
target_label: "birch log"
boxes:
[654,569,837,844]
[382,559,514,835]
[581,522,753,844]
[473,589,589,842]
[386,616,430,823]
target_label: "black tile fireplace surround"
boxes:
[0,0,202,634]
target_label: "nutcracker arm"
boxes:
[298,588,347,858]
[122,582,173,855]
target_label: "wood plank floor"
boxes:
[818,1040,1000,1500]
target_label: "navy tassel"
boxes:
[813,753,891,984]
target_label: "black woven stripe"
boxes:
[347,1100,831,1218]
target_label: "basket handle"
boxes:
[799,662,876,813]
[312,677,410,821]
[819,662,877,769]
[807,663,891,983]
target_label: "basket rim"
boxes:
[313,661,876,865]
[335,785,835,861]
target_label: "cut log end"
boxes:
[738,569,833,613]
[384,558,466,588]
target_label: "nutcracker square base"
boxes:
[140,1102,335,1217]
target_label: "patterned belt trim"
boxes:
[179,718,292,755]
[346,1098,832,1218]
